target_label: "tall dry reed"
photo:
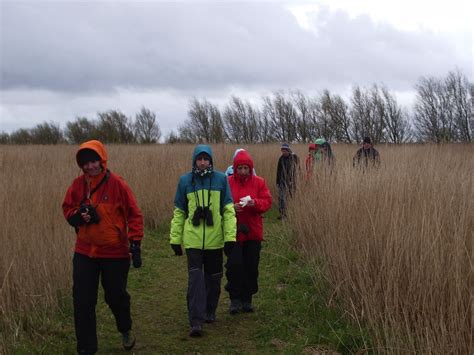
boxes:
[1,143,470,353]
[288,144,473,353]
[0,143,280,352]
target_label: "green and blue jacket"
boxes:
[170,145,236,249]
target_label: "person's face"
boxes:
[363,142,371,150]
[237,164,250,176]
[82,160,102,176]
[281,149,290,157]
[195,155,211,170]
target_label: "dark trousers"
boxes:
[72,252,131,354]
[225,240,262,303]
[186,248,223,327]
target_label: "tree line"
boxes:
[1,69,472,145]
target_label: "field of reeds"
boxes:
[0,143,472,353]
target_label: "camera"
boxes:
[191,206,213,226]
[237,224,250,235]
[80,203,100,224]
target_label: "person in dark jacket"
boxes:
[226,150,272,313]
[62,140,144,355]
[169,144,236,337]
[353,137,381,170]
[276,143,299,219]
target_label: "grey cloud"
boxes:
[1,2,471,95]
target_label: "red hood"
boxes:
[233,150,254,174]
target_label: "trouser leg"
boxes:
[100,258,131,334]
[203,249,223,314]
[186,249,206,327]
[225,244,244,300]
[73,253,100,354]
[242,241,262,303]
[278,185,287,215]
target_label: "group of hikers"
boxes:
[276,136,380,218]
[62,137,380,354]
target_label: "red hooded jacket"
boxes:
[228,150,272,242]
[62,140,144,258]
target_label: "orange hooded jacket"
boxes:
[62,140,144,258]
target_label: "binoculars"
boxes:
[80,203,100,224]
[192,206,213,226]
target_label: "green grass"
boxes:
[11,209,369,354]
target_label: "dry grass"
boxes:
[288,144,473,353]
[0,143,472,353]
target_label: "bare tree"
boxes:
[181,99,225,143]
[223,96,259,143]
[65,117,99,144]
[134,107,161,144]
[381,87,411,143]
[262,92,298,142]
[292,91,318,142]
[9,128,32,144]
[445,70,472,142]
[30,121,64,144]
[97,110,135,143]
[0,132,10,144]
[350,85,386,144]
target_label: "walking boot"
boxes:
[122,330,136,351]
[229,299,241,314]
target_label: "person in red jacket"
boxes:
[62,140,144,355]
[226,150,272,313]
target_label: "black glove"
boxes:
[224,241,236,257]
[171,244,183,256]
[67,210,85,228]
[129,240,142,268]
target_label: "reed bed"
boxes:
[0,143,471,353]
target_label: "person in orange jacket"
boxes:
[62,140,144,355]
[305,143,317,179]
[226,149,272,313]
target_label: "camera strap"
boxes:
[82,169,110,204]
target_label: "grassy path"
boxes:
[13,210,367,354]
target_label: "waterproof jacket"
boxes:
[276,153,299,189]
[170,145,236,250]
[353,147,380,168]
[62,140,144,258]
[229,150,272,242]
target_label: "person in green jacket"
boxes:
[170,144,237,337]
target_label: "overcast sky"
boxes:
[1,0,472,137]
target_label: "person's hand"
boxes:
[171,244,183,256]
[234,203,243,212]
[247,199,255,207]
[224,241,236,257]
[81,212,91,223]
[129,240,142,268]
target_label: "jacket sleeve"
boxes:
[170,177,187,245]
[251,178,272,214]
[120,179,144,241]
[62,181,84,227]
[276,157,282,186]
[221,177,237,243]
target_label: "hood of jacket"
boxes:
[192,144,214,167]
[233,149,254,175]
[76,140,108,170]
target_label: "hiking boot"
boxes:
[189,324,203,337]
[229,299,241,315]
[78,351,95,355]
[122,330,136,351]
[242,302,254,313]
[205,312,216,323]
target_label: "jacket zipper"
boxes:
[201,187,206,250]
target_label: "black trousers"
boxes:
[225,240,262,303]
[186,248,223,327]
[72,252,131,354]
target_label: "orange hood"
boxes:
[76,140,108,171]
